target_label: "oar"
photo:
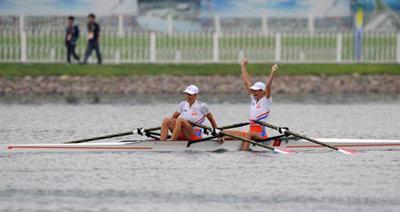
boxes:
[64,127,161,144]
[218,122,249,130]
[186,122,249,147]
[254,120,354,155]
[186,135,220,147]
[190,121,290,154]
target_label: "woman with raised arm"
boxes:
[160,85,218,141]
[225,58,279,150]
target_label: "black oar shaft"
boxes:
[219,122,249,130]
[65,131,133,144]
[190,121,277,152]
[65,127,162,144]
[286,131,339,151]
[187,122,248,146]
[220,131,276,151]
[187,135,220,147]
[254,120,340,151]
[145,127,162,132]
[145,133,161,141]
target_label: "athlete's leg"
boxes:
[160,117,176,140]
[248,132,265,141]
[171,118,195,140]
[223,130,252,151]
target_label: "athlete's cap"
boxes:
[183,85,199,95]
[249,82,266,91]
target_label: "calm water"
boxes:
[1,102,400,211]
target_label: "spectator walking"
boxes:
[81,13,102,65]
[65,16,80,63]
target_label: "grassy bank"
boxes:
[0,63,399,77]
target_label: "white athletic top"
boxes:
[249,95,272,122]
[177,100,209,124]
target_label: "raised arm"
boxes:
[206,113,218,129]
[241,58,252,95]
[265,64,279,98]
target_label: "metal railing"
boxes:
[0,27,399,64]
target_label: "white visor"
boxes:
[183,85,199,95]
[249,82,266,91]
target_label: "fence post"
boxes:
[175,49,181,63]
[308,14,314,35]
[167,14,174,36]
[117,14,125,37]
[20,14,27,63]
[261,12,268,35]
[214,14,221,34]
[115,49,121,64]
[336,33,343,63]
[238,50,244,62]
[275,33,281,63]
[397,33,400,64]
[50,48,56,62]
[149,32,156,63]
[213,32,219,62]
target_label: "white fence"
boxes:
[1,28,399,64]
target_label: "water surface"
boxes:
[1,102,400,211]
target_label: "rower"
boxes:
[224,58,279,150]
[160,85,219,141]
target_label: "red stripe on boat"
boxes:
[7,146,152,150]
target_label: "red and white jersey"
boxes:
[249,95,272,122]
[177,100,209,124]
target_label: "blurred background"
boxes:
[0,0,399,64]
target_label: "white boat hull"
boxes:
[3,138,400,153]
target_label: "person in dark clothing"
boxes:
[65,16,80,63]
[81,13,102,65]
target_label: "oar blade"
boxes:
[338,148,356,155]
[273,148,291,155]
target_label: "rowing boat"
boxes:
[3,138,400,152]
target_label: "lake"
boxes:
[0,100,399,211]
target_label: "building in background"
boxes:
[0,0,138,15]
[0,0,398,32]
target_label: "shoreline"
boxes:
[1,75,399,94]
[1,94,399,105]
[1,75,399,104]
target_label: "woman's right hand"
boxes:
[241,58,248,67]
[271,64,279,73]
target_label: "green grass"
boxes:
[0,63,399,78]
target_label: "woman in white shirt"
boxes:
[225,58,278,150]
[160,85,219,141]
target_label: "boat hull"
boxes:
[3,138,400,153]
